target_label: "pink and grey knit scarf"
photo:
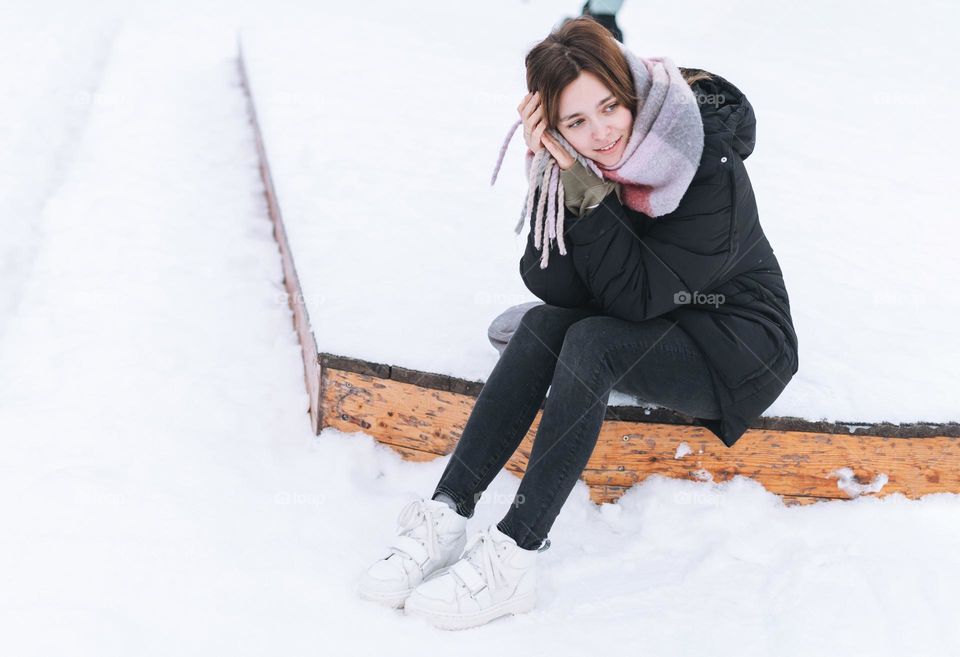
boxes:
[490,41,705,269]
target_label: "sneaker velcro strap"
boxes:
[388,536,430,567]
[450,559,486,595]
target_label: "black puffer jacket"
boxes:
[519,69,799,448]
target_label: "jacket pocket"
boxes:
[714,312,787,393]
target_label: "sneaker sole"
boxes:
[357,555,464,610]
[404,592,537,630]
[357,585,413,609]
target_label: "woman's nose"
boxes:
[593,128,611,143]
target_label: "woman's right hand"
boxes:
[518,91,575,170]
[518,91,547,154]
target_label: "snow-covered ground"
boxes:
[1,2,959,655]
[0,3,123,346]
[240,0,960,424]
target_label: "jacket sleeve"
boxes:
[565,187,733,322]
[518,185,595,308]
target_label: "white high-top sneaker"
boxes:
[403,523,542,630]
[357,497,468,608]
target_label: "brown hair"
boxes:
[525,16,712,129]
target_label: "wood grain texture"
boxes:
[320,365,960,505]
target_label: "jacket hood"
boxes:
[684,68,757,160]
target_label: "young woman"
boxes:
[358,17,798,630]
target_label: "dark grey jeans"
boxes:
[432,303,721,551]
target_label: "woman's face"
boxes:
[555,70,633,166]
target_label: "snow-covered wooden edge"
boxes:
[236,39,960,505]
[238,37,322,433]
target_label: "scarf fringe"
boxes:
[492,120,601,267]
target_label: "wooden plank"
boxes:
[320,365,960,504]
[317,353,959,439]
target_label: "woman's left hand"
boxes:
[540,131,576,171]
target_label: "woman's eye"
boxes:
[567,103,618,129]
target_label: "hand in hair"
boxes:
[518,91,575,171]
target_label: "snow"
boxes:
[1,1,959,654]
[0,2,123,345]
[831,467,891,498]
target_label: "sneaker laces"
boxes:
[391,497,441,563]
[455,526,512,592]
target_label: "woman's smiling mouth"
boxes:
[594,136,621,152]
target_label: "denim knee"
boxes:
[556,317,615,369]
[519,302,566,331]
